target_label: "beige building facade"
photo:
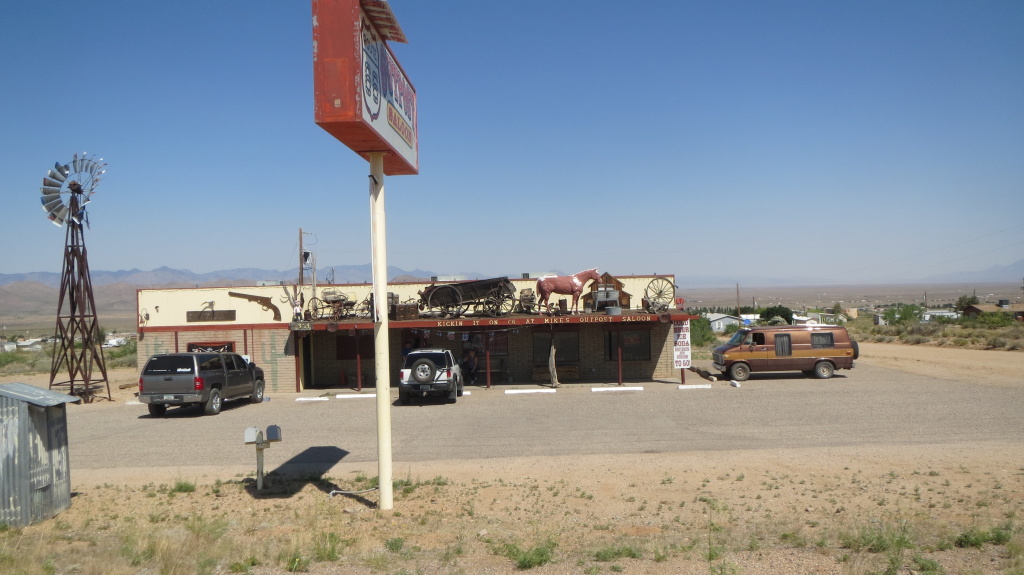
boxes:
[136,274,694,393]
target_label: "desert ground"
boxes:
[3,343,1023,574]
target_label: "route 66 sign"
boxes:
[361,17,382,120]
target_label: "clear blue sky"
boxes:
[2,0,1022,286]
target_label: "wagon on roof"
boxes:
[418,277,518,318]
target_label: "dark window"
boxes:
[336,332,373,359]
[143,355,196,375]
[752,332,766,345]
[774,334,792,357]
[533,331,579,364]
[404,352,450,369]
[811,332,835,349]
[463,331,509,356]
[201,355,223,371]
[604,330,651,361]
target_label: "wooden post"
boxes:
[548,341,559,387]
[485,349,492,389]
[356,336,363,392]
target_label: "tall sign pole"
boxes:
[313,0,416,511]
[369,152,393,509]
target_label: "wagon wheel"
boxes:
[486,285,516,317]
[308,298,330,320]
[428,284,464,317]
[644,277,675,313]
[353,296,373,319]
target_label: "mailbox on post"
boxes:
[244,425,282,490]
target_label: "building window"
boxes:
[810,332,834,349]
[604,330,651,361]
[336,332,372,360]
[465,331,509,356]
[188,342,234,352]
[533,331,579,364]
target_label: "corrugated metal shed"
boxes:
[0,383,80,528]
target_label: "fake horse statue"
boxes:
[535,268,601,315]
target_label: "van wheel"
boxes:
[813,361,835,379]
[728,363,750,382]
[851,340,860,360]
[203,388,223,415]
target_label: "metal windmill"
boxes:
[40,153,111,402]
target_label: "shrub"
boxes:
[493,538,557,569]
[689,317,717,347]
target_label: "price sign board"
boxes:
[672,320,691,369]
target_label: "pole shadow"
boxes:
[240,445,376,508]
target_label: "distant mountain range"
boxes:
[0,265,438,289]
[1,258,1021,290]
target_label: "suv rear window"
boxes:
[144,356,196,375]
[404,352,449,368]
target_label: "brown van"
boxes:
[712,325,858,381]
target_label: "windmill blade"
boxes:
[55,162,70,177]
[41,197,63,213]
[41,185,63,195]
[48,204,69,226]
[47,168,67,183]
[43,176,64,188]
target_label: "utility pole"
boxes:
[298,228,304,286]
[736,283,741,320]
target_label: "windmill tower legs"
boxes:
[48,191,110,402]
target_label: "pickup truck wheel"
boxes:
[250,380,265,404]
[147,404,167,417]
[813,361,835,379]
[728,363,750,382]
[203,388,223,415]
[411,358,437,384]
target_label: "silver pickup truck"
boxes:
[138,352,265,416]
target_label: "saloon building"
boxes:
[136,273,696,393]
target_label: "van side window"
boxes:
[774,334,792,356]
[811,332,835,349]
[752,333,766,346]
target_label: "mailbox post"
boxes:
[244,425,282,490]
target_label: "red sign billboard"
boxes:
[312,0,418,175]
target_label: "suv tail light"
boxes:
[445,369,451,378]
[194,376,205,391]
